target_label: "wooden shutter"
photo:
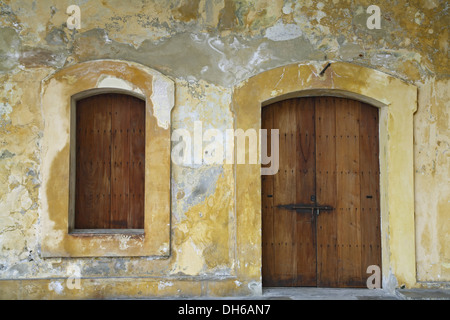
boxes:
[75,93,145,230]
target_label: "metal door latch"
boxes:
[277,203,333,214]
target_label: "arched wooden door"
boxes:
[262,96,381,288]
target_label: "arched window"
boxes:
[40,60,174,257]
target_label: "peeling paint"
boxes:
[0,102,12,118]
[158,281,174,290]
[96,75,143,96]
[265,19,303,41]
[48,281,64,295]
[151,75,174,129]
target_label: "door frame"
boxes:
[232,62,417,293]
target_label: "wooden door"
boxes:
[262,96,381,288]
[75,93,145,230]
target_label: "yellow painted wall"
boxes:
[0,0,448,298]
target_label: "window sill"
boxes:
[69,229,145,236]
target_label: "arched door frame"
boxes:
[232,62,417,293]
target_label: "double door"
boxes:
[262,96,381,287]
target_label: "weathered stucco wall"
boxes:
[0,0,448,298]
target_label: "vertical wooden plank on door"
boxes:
[261,105,275,286]
[75,96,89,229]
[75,95,111,229]
[111,94,131,229]
[128,96,145,229]
[335,98,363,287]
[359,103,381,282]
[272,99,298,286]
[75,96,93,229]
[294,98,317,287]
[92,95,112,229]
[315,96,339,287]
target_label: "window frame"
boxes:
[40,60,174,257]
